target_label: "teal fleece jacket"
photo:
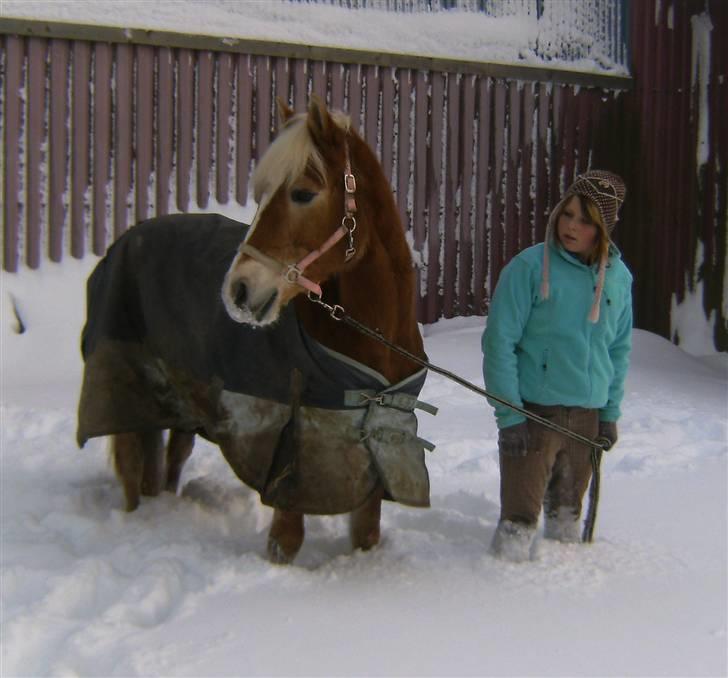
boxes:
[482,241,633,430]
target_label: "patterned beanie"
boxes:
[541,170,626,323]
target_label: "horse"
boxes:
[77,96,432,564]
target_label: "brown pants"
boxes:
[499,404,598,527]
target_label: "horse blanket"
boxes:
[76,214,435,514]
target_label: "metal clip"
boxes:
[284,265,302,284]
[359,393,385,406]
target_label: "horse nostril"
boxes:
[233,281,247,309]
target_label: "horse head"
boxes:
[222,96,370,327]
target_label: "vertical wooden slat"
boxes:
[216,52,234,205]
[197,51,214,209]
[491,80,506,287]
[176,48,194,212]
[519,82,535,251]
[92,42,112,254]
[534,82,550,243]
[26,37,46,269]
[135,45,154,222]
[381,67,395,184]
[426,71,445,324]
[413,71,428,319]
[114,43,133,238]
[236,53,252,205]
[255,55,272,161]
[653,2,672,339]
[443,73,461,317]
[364,65,379,152]
[504,82,520,263]
[293,59,307,112]
[49,39,69,261]
[473,76,492,313]
[634,0,655,331]
[575,87,592,174]
[70,41,90,259]
[330,62,346,111]
[274,56,290,108]
[459,74,476,314]
[671,0,690,298]
[549,84,563,206]
[413,70,428,252]
[311,60,327,102]
[348,64,362,133]
[156,46,174,216]
[561,86,576,186]
[396,69,411,232]
[661,5,680,325]
[3,35,23,272]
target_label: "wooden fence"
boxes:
[1,0,726,350]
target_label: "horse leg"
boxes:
[140,430,165,498]
[350,487,384,551]
[267,510,305,564]
[165,430,195,494]
[112,432,144,512]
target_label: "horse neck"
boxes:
[294,217,424,385]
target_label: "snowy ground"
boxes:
[0,2,724,675]
[1,240,726,677]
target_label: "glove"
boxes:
[595,420,618,451]
[498,422,529,457]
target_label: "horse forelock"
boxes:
[251,111,352,203]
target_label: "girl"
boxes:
[482,170,632,562]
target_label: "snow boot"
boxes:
[543,507,581,543]
[490,520,536,562]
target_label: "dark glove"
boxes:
[498,422,529,457]
[595,420,618,451]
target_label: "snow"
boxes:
[1,2,726,675]
[691,10,713,168]
[2,227,727,676]
[2,0,628,76]
[671,240,719,357]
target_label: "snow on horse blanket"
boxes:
[76,214,435,514]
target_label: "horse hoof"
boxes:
[352,529,380,552]
[267,536,298,565]
[123,496,140,512]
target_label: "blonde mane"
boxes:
[251,110,351,203]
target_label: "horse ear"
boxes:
[277,98,295,125]
[307,94,335,145]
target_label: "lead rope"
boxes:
[308,293,604,543]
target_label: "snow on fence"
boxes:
[287,0,630,70]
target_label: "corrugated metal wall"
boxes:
[594,0,727,350]
[1,0,726,349]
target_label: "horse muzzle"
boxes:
[222,261,285,327]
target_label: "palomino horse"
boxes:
[77,97,431,564]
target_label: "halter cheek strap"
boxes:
[241,141,358,298]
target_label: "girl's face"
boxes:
[557,195,598,258]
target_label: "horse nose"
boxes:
[232,280,248,309]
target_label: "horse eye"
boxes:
[291,189,316,204]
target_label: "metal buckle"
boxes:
[344,173,356,193]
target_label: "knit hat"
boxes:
[541,170,626,323]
